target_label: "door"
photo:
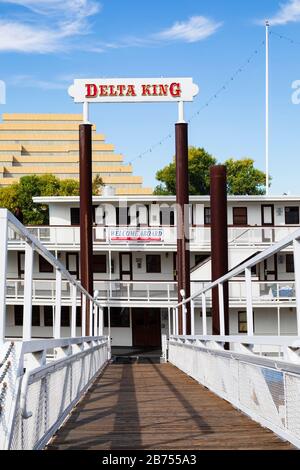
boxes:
[132,309,161,347]
[119,253,132,281]
[261,205,275,243]
[264,254,278,281]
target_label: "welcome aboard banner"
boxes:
[109,228,164,242]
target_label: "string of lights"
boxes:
[270,30,300,46]
[127,39,266,166]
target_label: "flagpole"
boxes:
[265,20,270,196]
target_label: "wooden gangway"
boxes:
[47,363,293,451]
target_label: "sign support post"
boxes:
[79,106,93,335]
[176,102,191,335]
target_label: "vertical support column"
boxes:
[79,123,94,337]
[71,284,77,337]
[54,269,62,339]
[175,108,191,335]
[191,300,195,335]
[293,239,300,336]
[98,306,104,337]
[202,293,207,336]
[245,267,254,336]
[210,166,229,336]
[23,243,34,341]
[0,210,8,345]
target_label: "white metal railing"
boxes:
[5,278,297,306]
[0,209,111,449]
[169,336,300,449]
[168,227,300,448]
[0,336,109,450]
[7,225,298,248]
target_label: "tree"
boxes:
[0,173,104,225]
[225,158,267,195]
[154,147,216,195]
[154,147,267,195]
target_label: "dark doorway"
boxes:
[132,309,161,347]
[119,253,132,281]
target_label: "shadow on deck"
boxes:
[46,363,294,450]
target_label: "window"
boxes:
[233,207,248,226]
[286,254,295,273]
[104,307,130,328]
[194,254,209,267]
[14,305,23,326]
[66,253,79,277]
[70,207,96,226]
[146,255,161,273]
[238,311,248,334]
[76,307,82,327]
[159,207,175,226]
[44,306,53,327]
[204,207,211,225]
[285,207,299,225]
[32,306,40,327]
[70,208,80,225]
[93,254,107,273]
[61,306,70,327]
[39,255,54,273]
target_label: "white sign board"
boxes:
[109,228,164,243]
[68,78,199,103]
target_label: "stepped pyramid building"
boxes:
[0,113,152,195]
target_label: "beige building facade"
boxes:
[0,113,152,195]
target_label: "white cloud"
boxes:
[267,0,300,26]
[155,16,222,43]
[0,0,101,52]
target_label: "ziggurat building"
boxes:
[0,113,152,195]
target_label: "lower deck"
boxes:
[47,363,294,450]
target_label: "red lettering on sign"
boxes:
[108,85,117,96]
[142,84,151,96]
[85,83,98,98]
[126,85,136,96]
[99,85,108,96]
[117,85,126,96]
[170,82,181,97]
[159,84,168,96]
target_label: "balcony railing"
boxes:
[7,225,299,248]
[6,278,296,306]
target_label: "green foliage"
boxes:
[92,174,104,195]
[225,158,268,195]
[0,174,103,225]
[154,147,267,196]
[154,147,216,195]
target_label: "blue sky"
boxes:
[1,0,300,194]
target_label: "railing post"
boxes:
[89,300,93,336]
[245,267,254,336]
[201,293,207,335]
[0,210,8,345]
[191,299,195,335]
[182,305,187,336]
[54,269,62,339]
[93,303,98,336]
[23,243,34,341]
[172,308,176,335]
[82,295,86,336]
[71,284,77,337]
[293,239,300,336]
[218,283,225,336]
[98,307,104,336]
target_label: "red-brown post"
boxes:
[79,123,94,335]
[210,165,229,335]
[176,122,191,334]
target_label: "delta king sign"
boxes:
[68,77,199,103]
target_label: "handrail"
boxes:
[176,227,300,309]
[3,209,99,306]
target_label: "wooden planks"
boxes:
[47,363,294,450]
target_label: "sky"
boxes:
[0,0,300,195]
